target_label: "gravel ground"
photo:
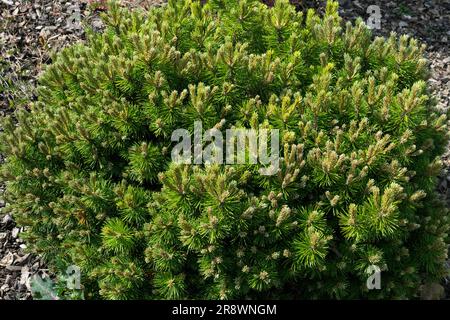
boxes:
[0,0,449,300]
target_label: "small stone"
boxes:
[1,214,13,224]
[398,21,408,28]
[20,266,30,285]
[91,18,103,29]
[0,232,7,240]
[0,252,14,267]
[6,265,23,271]
[0,284,9,292]
[11,227,20,239]
[14,253,30,265]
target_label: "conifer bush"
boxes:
[1,0,449,299]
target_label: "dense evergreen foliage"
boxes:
[1,0,449,299]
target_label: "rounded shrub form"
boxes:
[1,0,449,299]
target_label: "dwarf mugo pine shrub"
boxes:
[1,0,449,299]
